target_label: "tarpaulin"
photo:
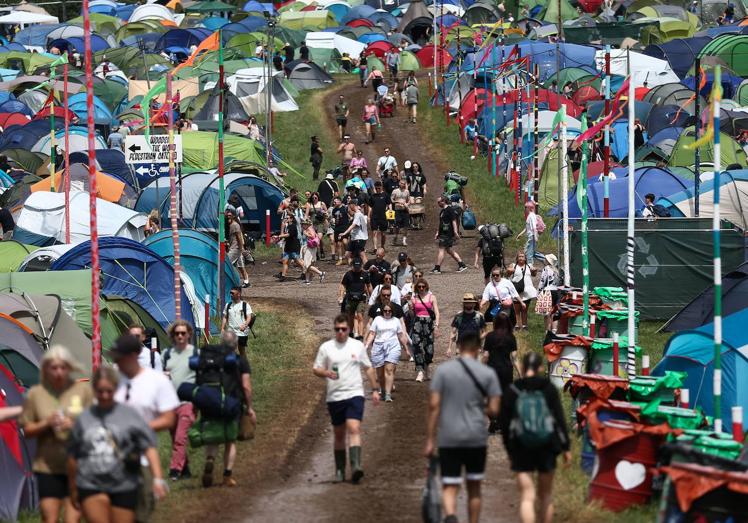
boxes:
[565,373,630,401]
[587,415,675,450]
[639,403,707,430]
[628,372,686,402]
[660,463,748,513]
[543,334,593,363]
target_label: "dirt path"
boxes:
[231,80,518,522]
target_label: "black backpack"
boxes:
[480,224,505,258]
[652,204,671,218]
[194,344,240,396]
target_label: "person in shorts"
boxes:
[337,135,356,167]
[424,332,501,523]
[431,196,467,274]
[364,304,410,402]
[390,179,410,247]
[341,199,369,264]
[338,257,371,339]
[276,214,304,281]
[331,196,350,266]
[368,181,390,251]
[313,315,380,483]
[334,95,349,141]
[226,206,250,287]
[221,286,255,355]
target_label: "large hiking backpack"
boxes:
[509,385,555,448]
[652,204,671,217]
[179,344,242,419]
[481,224,506,258]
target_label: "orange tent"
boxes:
[31,168,125,203]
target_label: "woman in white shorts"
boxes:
[364,306,410,402]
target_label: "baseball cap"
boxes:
[352,257,363,268]
[404,160,412,169]
[106,334,141,360]
[398,251,407,262]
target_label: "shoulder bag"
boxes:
[512,265,527,294]
[457,358,487,400]
[417,294,436,321]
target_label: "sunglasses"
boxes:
[492,273,501,277]
[381,294,392,297]
[334,326,349,332]
[383,309,393,313]
[174,331,188,336]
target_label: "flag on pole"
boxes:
[141,77,167,145]
[173,31,220,76]
[686,72,720,151]
[579,115,590,330]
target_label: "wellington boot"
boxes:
[334,450,346,482]
[349,446,364,484]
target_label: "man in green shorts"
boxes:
[334,95,349,141]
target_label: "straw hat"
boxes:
[462,293,478,303]
[545,253,558,267]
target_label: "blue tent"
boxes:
[327,3,350,22]
[684,70,743,100]
[0,119,64,151]
[646,104,693,136]
[242,0,276,14]
[341,4,377,24]
[358,33,387,44]
[368,11,398,30]
[67,93,114,126]
[646,126,684,156]
[643,36,713,79]
[13,24,61,47]
[0,100,31,117]
[144,229,240,331]
[65,34,110,53]
[50,237,194,329]
[653,307,748,432]
[203,16,230,30]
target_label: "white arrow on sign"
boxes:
[124,135,183,165]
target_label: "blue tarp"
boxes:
[144,229,240,332]
[684,70,743,100]
[50,237,194,328]
[654,307,748,431]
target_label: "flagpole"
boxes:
[603,45,611,217]
[167,73,182,320]
[49,65,56,184]
[694,57,701,217]
[626,50,636,378]
[64,57,71,244]
[580,115,590,331]
[533,63,539,202]
[561,106,570,286]
[217,28,226,325]
[83,0,101,370]
[712,65,723,432]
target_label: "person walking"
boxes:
[474,224,505,284]
[364,66,384,94]
[128,324,163,372]
[432,196,468,274]
[480,267,524,325]
[110,334,178,523]
[516,200,545,266]
[362,98,380,144]
[447,293,487,358]
[424,332,501,523]
[336,135,356,167]
[482,312,517,433]
[368,181,390,251]
[313,315,381,483]
[358,52,368,87]
[163,320,197,482]
[334,95,349,141]
[310,136,323,180]
[406,161,427,200]
[392,251,416,289]
[331,196,350,265]
[341,199,369,264]
[277,214,305,281]
[221,286,255,357]
[301,220,326,284]
[67,366,167,523]
[338,257,372,339]
[364,247,391,288]
[405,80,419,124]
[364,305,410,402]
[317,172,338,208]
[536,254,560,333]
[20,347,93,523]
[226,207,250,288]
[506,252,537,331]
[390,178,410,247]
[411,278,439,382]
[376,147,398,178]
[499,352,570,523]
[305,192,329,259]
[201,332,254,488]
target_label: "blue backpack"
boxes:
[462,208,476,230]
[509,385,555,448]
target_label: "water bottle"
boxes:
[331,364,339,380]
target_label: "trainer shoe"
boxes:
[416,371,424,382]
[169,469,180,481]
[456,264,468,273]
[320,271,326,284]
[430,267,441,274]
[202,458,214,488]
[384,393,393,402]
[402,237,407,246]
[223,476,237,487]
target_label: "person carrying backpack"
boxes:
[474,224,508,284]
[221,287,256,358]
[499,352,570,523]
[516,200,546,267]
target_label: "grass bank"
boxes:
[419,84,673,522]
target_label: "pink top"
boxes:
[413,294,434,317]
[363,104,378,119]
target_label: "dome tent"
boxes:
[285,60,334,89]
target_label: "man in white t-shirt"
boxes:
[110,334,178,521]
[341,200,369,264]
[221,286,256,357]
[376,147,398,178]
[129,324,163,372]
[313,315,380,484]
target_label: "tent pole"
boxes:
[603,45,611,217]
[83,0,101,370]
[167,73,181,321]
[50,64,56,184]
[555,38,562,261]
[64,59,71,245]
[580,114,590,331]
[712,65,723,432]
[561,105,569,286]
[694,56,701,217]
[217,29,226,329]
[533,63,539,202]
[625,50,636,379]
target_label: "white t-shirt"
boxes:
[313,338,372,402]
[481,278,519,303]
[115,367,180,424]
[525,212,538,240]
[510,263,538,300]
[368,284,402,305]
[369,315,402,346]
[351,211,369,241]
[138,346,163,372]
[377,155,398,174]
[225,300,252,337]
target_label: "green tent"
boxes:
[93,78,128,112]
[101,296,170,351]
[68,13,123,36]
[698,35,748,77]
[279,10,337,30]
[0,51,55,74]
[366,56,386,74]
[738,79,748,106]
[185,0,235,14]
[538,146,573,211]
[182,131,265,169]
[543,67,601,91]
[114,20,167,44]
[0,242,37,273]
[94,46,170,79]
[541,0,577,23]
[669,126,747,168]
[308,47,343,73]
[399,50,420,72]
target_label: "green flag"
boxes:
[141,77,167,146]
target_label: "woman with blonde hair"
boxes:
[362,98,380,144]
[300,220,326,285]
[20,346,93,523]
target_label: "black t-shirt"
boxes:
[407,172,427,197]
[368,302,404,319]
[383,176,399,195]
[451,311,486,340]
[284,222,300,254]
[364,258,391,287]
[483,332,517,374]
[310,142,322,158]
[300,45,309,60]
[341,270,370,294]
[370,192,390,221]
[317,180,338,207]
[331,205,349,231]
[439,206,457,237]
[0,208,14,232]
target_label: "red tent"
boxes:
[578,0,602,12]
[488,89,583,117]
[416,43,452,69]
[32,106,76,121]
[573,160,622,183]
[458,88,490,128]
[347,18,374,28]
[366,40,395,59]
[573,85,602,106]
[0,113,29,129]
